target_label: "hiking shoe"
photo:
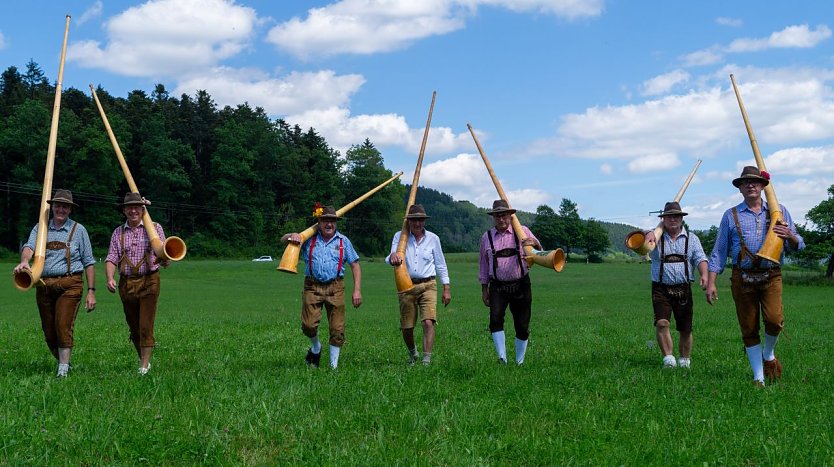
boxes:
[407,351,419,366]
[752,379,765,388]
[662,356,677,368]
[764,357,782,380]
[56,363,70,378]
[497,357,507,365]
[305,349,321,368]
[678,358,691,369]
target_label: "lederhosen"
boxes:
[729,208,784,345]
[487,230,532,339]
[36,222,83,350]
[117,224,161,349]
[301,235,347,346]
[651,232,694,331]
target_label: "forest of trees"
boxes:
[3,59,831,273]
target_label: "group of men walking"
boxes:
[14,165,805,388]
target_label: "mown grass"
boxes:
[1,256,832,465]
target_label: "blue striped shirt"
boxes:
[649,227,707,284]
[708,201,805,274]
[386,230,451,285]
[23,218,96,277]
[300,231,359,283]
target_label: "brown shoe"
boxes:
[764,357,782,380]
[752,380,765,388]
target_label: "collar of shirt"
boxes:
[48,218,73,231]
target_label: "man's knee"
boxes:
[655,319,671,329]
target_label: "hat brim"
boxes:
[317,215,341,221]
[47,198,79,207]
[658,211,688,217]
[732,176,769,187]
[487,209,516,216]
[119,202,148,207]
[405,214,430,220]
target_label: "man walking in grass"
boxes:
[478,199,542,365]
[283,205,362,369]
[706,166,804,387]
[386,204,452,366]
[644,201,708,369]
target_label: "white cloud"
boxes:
[68,0,258,77]
[727,24,831,53]
[267,0,603,58]
[600,163,613,175]
[627,153,680,173]
[765,146,834,176]
[641,69,690,96]
[716,17,742,27]
[174,68,365,115]
[0,30,6,50]
[77,1,103,26]
[681,48,723,67]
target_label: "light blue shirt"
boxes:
[649,227,707,285]
[386,230,450,285]
[300,231,359,283]
[708,201,805,274]
[24,218,95,277]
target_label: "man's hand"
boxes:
[705,283,718,305]
[442,285,451,307]
[12,262,30,274]
[352,290,362,308]
[481,288,489,307]
[388,252,403,267]
[85,290,96,313]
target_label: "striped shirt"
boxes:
[708,201,805,274]
[649,227,707,284]
[386,230,451,285]
[23,218,95,277]
[301,231,360,283]
[105,221,166,277]
[478,225,539,284]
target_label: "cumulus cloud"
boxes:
[600,163,613,175]
[727,24,832,53]
[641,69,690,96]
[681,48,723,67]
[627,153,680,173]
[716,17,742,27]
[77,1,103,25]
[68,0,258,77]
[267,0,603,58]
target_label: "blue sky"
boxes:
[3,0,834,231]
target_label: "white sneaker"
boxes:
[662,355,677,368]
[678,358,691,369]
[56,363,70,377]
[138,362,151,375]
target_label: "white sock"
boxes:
[310,336,321,354]
[515,338,528,365]
[422,352,432,364]
[662,355,677,367]
[329,345,340,368]
[746,344,764,383]
[763,333,779,361]
[678,357,691,368]
[491,331,506,361]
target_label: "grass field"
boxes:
[1,256,832,465]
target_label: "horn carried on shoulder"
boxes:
[467,123,565,273]
[277,172,404,273]
[729,74,785,263]
[89,84,187,262]
[393,91,436,292]
[625,159,701,255]
[14,16,71,291]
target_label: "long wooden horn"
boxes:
[467,123,565,273]
[14,16,71,291]
[625,159,701,255]
[89,84,187,262]
[277,171,404,273]
[729,74,785,263]
[393,91,436,292]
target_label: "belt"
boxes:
[45,271,82,278]
[412,276,435,284]
[306,277,343,285]
[652,281,689,287]
[123,269,160,278]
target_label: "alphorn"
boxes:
[394,91,436,292]
[729,74,786,263]
[467,123,566,273]
[89,85,187,262]
[277,172,404,273]
[14,16,71,291]
[625,159,701,255]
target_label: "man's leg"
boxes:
[488,284,509,363]
[301,282,324,367]
[656,320,676,367]
[421,319,435,365]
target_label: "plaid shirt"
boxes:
[300,231,360,283]
[24,218,95,277]
[649,227,707,284]
[478,225,538,284]
[105,221,165,277]
[708,201,805,274]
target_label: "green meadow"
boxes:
[1,257,832,465]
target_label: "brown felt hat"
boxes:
[317,205,341,221]
[732,166,770,187]
[658,201,688,217]
[118,192,151,207]
[47,189,78,207]
[405,204,430,219]
[486,199,516,216]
